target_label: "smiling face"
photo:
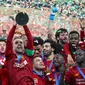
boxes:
[33,57,44,70]
[13,38,25,54]
[69,33,79,46]
[0,41,6,54]
[53,54,64,67]
[58,32,68,44]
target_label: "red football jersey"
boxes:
[43,60,55,73]
[33,73,51,85]
[0,54,8,85]
[48,71,61,85]
[65,66,85,85]
[5,25,34,85]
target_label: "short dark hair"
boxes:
[44,39,57,54]
[55,53,64,57]
[55,28,68,39]
[69,31,79,38]
[33,37,44,46]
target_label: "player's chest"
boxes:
[73,70,85,85]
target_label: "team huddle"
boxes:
[0,18,85,85]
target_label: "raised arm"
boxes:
[5,25,17,57]
[23,25,34,56]
[80,30,84,42]
[47,21,55,41]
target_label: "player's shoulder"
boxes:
[68,65,77,71]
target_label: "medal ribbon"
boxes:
[33,70,44,76]
[77,66,85,79]
[16,55,24,63]
[54,72,61,85]
[0,54,4,59]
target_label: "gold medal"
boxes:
[53,79,56,82]
[45,68,51,75]
[49,78,52,81]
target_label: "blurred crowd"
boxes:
[0,0,85,18]
[0,0,85,84]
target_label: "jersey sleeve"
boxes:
[23,25,34,56]
[64,69,72,85]
[5,25,16,57]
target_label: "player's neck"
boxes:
[55,65,64,73]
[15,52,24,55]
[15,53,23,59]
[16,53,23,56]
[0,53,4,56]
[33,68,43,75]
[47,53,54,61]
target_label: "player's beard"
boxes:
[43,51,51,58]
[60,39,68,44]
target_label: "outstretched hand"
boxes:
[13,21,17,26]
[9,15,17,26]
